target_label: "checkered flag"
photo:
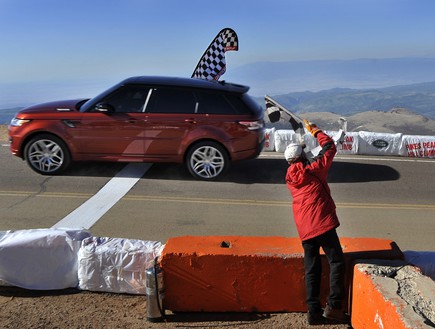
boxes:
[191,28,239,81]
[265,95,304,134]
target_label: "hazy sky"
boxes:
[2,0,435,107]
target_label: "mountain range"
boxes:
[226,57,435,96]
[254,81,435,120]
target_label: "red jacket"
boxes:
[285,132,339,241]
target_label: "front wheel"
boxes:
[186,141,229,180]
[24,134,71,175]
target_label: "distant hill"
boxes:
[254,81,435,121]
[0,107,22,125]
[293,109,435,136]
[225,57,435,97]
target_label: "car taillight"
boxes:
[238,120,264,131]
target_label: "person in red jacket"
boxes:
[285,120,348,325]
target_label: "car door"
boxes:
[143,87,204,157]
[75,85,149,159]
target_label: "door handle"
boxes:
[184,119,196,124]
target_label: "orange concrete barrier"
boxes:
[351,261,435,329]
[160,236,403,313]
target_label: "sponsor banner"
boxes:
[357,131,403,155]
[263,128,276,152]
[273,130,353,154]
[399,135,435,158]
[269,129,435,158]
[333,131,359,155]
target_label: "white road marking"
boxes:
[52,163,152,229]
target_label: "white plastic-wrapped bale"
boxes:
[78,237,164,294]
[0,228,92,290]
[357,131,403,156]
[263,128,276,152]
[399,135,435,158]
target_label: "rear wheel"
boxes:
[24,134,71,175]
[186,141,229,180]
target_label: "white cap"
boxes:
[284,143,303,161]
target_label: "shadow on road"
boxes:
[61,158,400,184]
[63,162,130,177]
[328,161,400,183]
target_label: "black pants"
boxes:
[302,229,345,313]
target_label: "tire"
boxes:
[24,134,71,175]
[186,141,229,180]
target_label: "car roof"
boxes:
[120,76,250,94]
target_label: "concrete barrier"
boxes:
[351,260,435,329]
[160,236,403,312]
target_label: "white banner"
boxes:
[263,128,276,151]
[335,132,359,155]
[357,131,403,156]
[399,135,435,158]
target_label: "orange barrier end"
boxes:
[351,262,434,329]
[160,236,403,313]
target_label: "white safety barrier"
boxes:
[357,131,403,156]
[265,128,435,158]
[399,135,435,158]
[263,127,276,152]
[78,237,164,295]
[0,230,164,294]
[0,228,91,290]
[335,132,359,155]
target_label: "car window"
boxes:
[100,85,150,113]
[195,91,254,115]
[195,91,235,114]
[145,88,197,114]
[224,94,255,114]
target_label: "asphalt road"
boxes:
[1,140,434,251]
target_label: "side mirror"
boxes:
[94,103,115,113]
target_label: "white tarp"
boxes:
[0,228,91,290]
[274,129,319,153]
[335,132,359,155]
[273,129,351,156]
[399,135,435,158]
[357,131,403,156]
[274,129,300,153]
[263,128,276,152]
[267,127,435,158]
[78,237,164,295]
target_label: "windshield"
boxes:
[79,83,122,112]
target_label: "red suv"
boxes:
[8,76,265,180]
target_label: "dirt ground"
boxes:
[0,286,351,329]
[0,125,7,139]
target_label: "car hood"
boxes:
[17,99,88,117]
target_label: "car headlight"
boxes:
[10,117,31,127]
